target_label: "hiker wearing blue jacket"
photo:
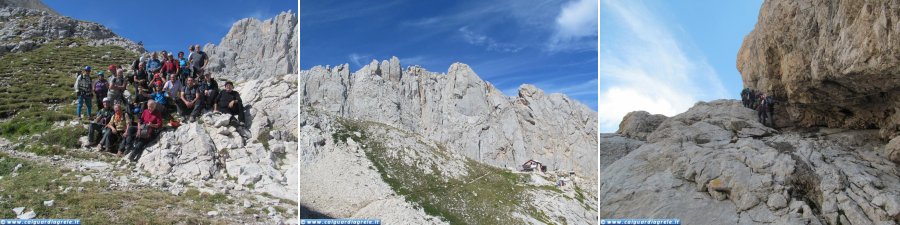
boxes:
[146,52,162,74]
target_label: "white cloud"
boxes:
[599,0,727,133]
[348,53,371,68]
[549,0,598,52]
[458,26,523,53]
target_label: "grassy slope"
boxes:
[0,40,254,223]
[0,38,137,137]
[332,118,570,225]
[0,152,233,224]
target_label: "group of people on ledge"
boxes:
[741,88,776,127]
[72,44,245,162]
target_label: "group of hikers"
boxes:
[73,44,245,162]
[741,88,776,127]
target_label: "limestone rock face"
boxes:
[0,6,143,55]
[736,0,900,137]
[300,58,598,181]
[600,100,900,224]
[204,11,298,82]
[138,122,218,180]
[616,111,667,141]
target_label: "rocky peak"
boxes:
[205,11,298,82]
[736,0,900,138]
[0,0,57,15]
[301,57,598,181]
[0,5,143,54]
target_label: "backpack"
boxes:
[77,75,92,93]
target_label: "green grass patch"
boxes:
[344,119,527,225]
[0,38,137,123]
[0,153,231,224]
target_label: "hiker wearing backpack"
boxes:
[108,70,128,105]
[757,94,770,126]
[740,88,749,108]
[74,66,94,120]
[94,71,109,111]
[189,44,208,79]
[87,98,114,147]
[766,95,776,126]
[215,81,245,125]
[200,73,219,111]
[180,77,203,122]
[146,52,162,74]
[99,103,131,154]
[125,100,163,162]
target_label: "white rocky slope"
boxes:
[300,58,598,182]
[204,11,298,82]
[0,5,143,54]
[300,108,597,224]
[600,100,900,225]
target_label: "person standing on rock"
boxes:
[200,73,219,111]
[146,52,162,74]
[100,103,130,154]
[127,100,163,162]
[108,70,128,105]
[163,73,183,116]
[181,77,203,122]
[161,52,177,80]
[94,71,109,111]
[87,98,114,147]
[177,51,189,84]
[757,94,770,126]
[215,81,245,125]
[74,66,94,120]
[189,44,208,79]
[134,61,149,95]
[765,95,776,126]
[741,88,749,108]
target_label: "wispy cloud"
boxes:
[599,0,727,133]
[348,53,371,68]
[548,0,598,52]
[458,26,523,53]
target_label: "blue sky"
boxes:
[300,0,599,109]
[44,0,297,53]
[599,0,762,132]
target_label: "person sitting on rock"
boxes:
[99,103,131,155]
[180,77,203,122]
[200,73,219,111]
[163,74,183,116]
[150,73,165,91]
[74,66,94,120]
[150,85,168,115]
[215,81,245,125]
[94,70,109,111]
[87,98,114,147]
[108,69,128,105]
[126,100,163,162]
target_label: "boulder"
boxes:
[616,111,666,141]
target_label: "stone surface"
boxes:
[616,111,667,141]
[300,58,598,181]
[600,100,900,225]
[204,11,297,82]
[737,0,900,137]
[0,6,143,55]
